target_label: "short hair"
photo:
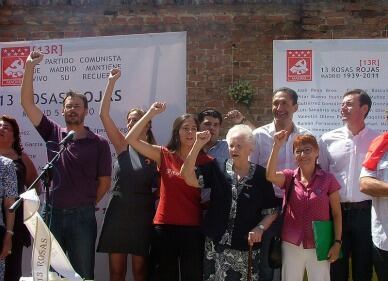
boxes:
[0,115,23,155]
[343,89,372,118]
[273,87,298,105]
[63,91,88,109]
[197,108,223,125]
[166,114,199,152]
[127,108,156,145]
[226,124,255,147]
[293,134,319,152]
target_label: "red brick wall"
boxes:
[1,1,387,129]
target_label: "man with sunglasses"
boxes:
[318,89,379,281]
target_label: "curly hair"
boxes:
[0,115,23,155]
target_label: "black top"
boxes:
[198,159,277,251]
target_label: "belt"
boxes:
[341,200,371,211]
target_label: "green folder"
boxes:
[312,220,342,261]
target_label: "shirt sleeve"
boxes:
[360,166,376,178]
[35,114,59,142]
[249,131,260,165]
[318,136,330,171]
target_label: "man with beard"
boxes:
[319,89,379,281]
[250,87,310,281]
[20,51,112,280]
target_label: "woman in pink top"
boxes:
[126,102,212,281]
[266,132,342,281]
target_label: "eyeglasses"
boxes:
[294,147,313,156]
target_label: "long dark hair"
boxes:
[127,108,156,145]
[0,115,23,155]
[166,114,198,152]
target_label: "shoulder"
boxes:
[252,123,272,137]
[0,156,13,166]
[295,125,312,135]
[320,127,345,142]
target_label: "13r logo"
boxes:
[287,49,312,82]
[1,46,30,86]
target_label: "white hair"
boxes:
[226,124,255,147]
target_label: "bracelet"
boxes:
[334,239,342,245]
[6,230,14,236]
[239,117,247,124]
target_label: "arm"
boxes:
[95,176,111,204]
[266,130,287,187]
[0,197,15,258]
[360,176,388,197]
[180,131,211,187]
[20,51,44,126]
[327,190,342,262]
[224,110,255,130]
[248,213,277,246]
[22,152,40,192]
[99,68,127,155]
[125,102,165,165]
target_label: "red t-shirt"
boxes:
[154,147,212,226]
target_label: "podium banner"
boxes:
[21,189,83,281]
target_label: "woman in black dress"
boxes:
[97,69,158,281]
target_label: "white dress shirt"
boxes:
[250,122,311,198]
[360,152,388,251]
[318,125,379,203]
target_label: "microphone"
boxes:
[59,130,76,146]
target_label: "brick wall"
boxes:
[1,0,387,129]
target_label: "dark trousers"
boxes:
[152,224,203,281]
[373,244,388,281]
[330,205,373,281]
[5,237,24,281]
[259,211,282,281]
[45,205,97,280]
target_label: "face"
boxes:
[178,117,197,147]
[228,133,253,162]
[127,111,141,130]
[272,91,298,125]
[199,116,221,144]
[341,93,368,124]
[294,144,318,168]
[0,120,14,144]
[62,96,87,126]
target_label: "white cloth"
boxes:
[360,152,388,251]
[250,122,310,198]
[281,241,330,281]
[318,125,379,202]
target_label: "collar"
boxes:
[60,126,96,140]
[293,166,324,179]
[269,121,297,136]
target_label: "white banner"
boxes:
[0,32,186,280]
[273,39,387,137]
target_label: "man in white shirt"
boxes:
[360,129,388,280]
[250,87,310,281]
[319,89,379,281]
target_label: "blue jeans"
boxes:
[45,205,97,280]
[330,205,373,281]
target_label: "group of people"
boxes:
[0,50,386,281]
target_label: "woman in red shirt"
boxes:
[126,102,212,281]
[266,132,342,281]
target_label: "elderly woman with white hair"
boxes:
[181,124,278,281]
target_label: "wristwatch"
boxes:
[258,224,265,231]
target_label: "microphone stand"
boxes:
[9,144,69,224]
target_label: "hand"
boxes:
[327,243,341,263]
[148,102,166,116]
[26,51,43,67]
[225,110,245,124]
[195,131,211,147]
[0,233,12,258]
[108,68,121,82]
[273,130,288,148]
[248,226,264,246]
